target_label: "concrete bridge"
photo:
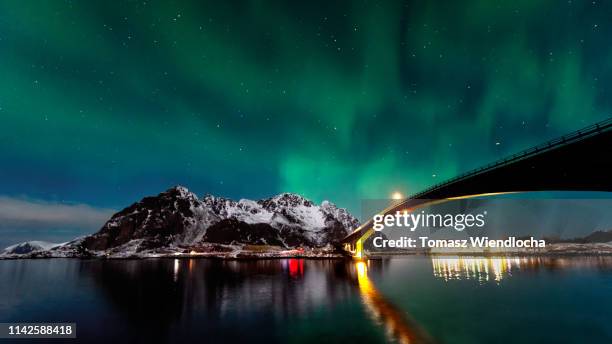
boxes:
[341,117,612,258]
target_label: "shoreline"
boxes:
[4,251,612,260]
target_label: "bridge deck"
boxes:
[341,117,612,245]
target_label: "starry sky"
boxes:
[1,0,612,231]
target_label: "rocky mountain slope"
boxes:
[3,186,360,258]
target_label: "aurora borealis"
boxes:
[1,1,611,239]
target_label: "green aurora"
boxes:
[1,0,611,216]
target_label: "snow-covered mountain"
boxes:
[2,241,63,255]
[3,186,359,258]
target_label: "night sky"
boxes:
[1,0,611,235]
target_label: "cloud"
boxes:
[0,196,115,230]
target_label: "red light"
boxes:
[288,259,304,278]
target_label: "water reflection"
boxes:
[74,259,361,342]
[85,258,431,343]
[432,257,519,282]
[355,261,435,344]
[431,256,612,283]
[2,257,612,343]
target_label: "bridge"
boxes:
[341,117,612,258]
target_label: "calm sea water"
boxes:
[1,256,611,343]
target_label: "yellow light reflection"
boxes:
[431,256,532,283]
[355,262,434,344]
[173,259,180,282]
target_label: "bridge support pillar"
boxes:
[353,228,375,259]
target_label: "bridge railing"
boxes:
[408,117,612,199]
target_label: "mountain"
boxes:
[2,186,360,258]
[582,230,612,243]
[549,229,612,244]
[2,241,63,255]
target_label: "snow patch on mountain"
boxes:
[3,241,63,255]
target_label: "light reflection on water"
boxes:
[355,261,434,344]
[432,256,522,282]
[431,256,612,283]
[1,256,612,343]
